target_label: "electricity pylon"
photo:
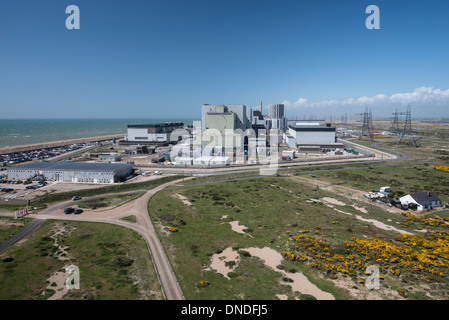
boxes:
[397,105,417,147]
[391,109,400,133]
[358,107,374,141]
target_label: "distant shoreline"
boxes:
[0,134,126,155]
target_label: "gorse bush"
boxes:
[431,165,449,173]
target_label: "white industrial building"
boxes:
[175,155,231,167]
[268,104,287,130]
[287,121,338,148]
[174,156,193,166]
[201,105,252,132]
[7,162,134,184]
[123,122,184,145]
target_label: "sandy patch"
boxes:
[229,221,253,238]
[331,207,412,235]
[45,270,69,300]
[221,215,228,220]
[0,220,25,228]
[276,294,288,300]
[50,223,72,261]
[322,197,346,206]
[206,247,240,280]
[155,221,172,236]
[242,247,334,300]
[353,206,368,213]
[15,238,28,247]
[173,193,192,206]
[355,215,412,235]
[331,275,399,300]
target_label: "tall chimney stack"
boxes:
[260,101,262,114]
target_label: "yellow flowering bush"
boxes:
[431,165,449,173]
[282,227,449,288]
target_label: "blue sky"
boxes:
[1,0,449,119]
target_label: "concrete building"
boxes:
[288,121,338,148]
[268,104,287,130]
[201,105,252,132]
[252,110,272,131]
[7,162,134,183]
[99,154,121,162]
[123,122,184,145]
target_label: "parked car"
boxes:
[72,196,82,201]
[64,207,75,214]
[74,209,83,214]
[154,171,162,175]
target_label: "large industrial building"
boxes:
[201,105,252,132]
[287,120,342,150]
[122,122,185,145]
[7,162,134,184]
[268,104,287,130]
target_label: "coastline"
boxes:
[0,134,126,155]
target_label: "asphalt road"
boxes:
[0,219,43,252]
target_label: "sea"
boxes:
[0,118,197,148]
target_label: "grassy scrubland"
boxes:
[0,217,32,244]
[315,162,449,203]
[0,220,162,300]
[149,164,449,299]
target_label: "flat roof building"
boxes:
[288,122,338,147]
[122,122,185,145]
[201,105,252,132]
[7,162,134,184]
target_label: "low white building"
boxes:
[283,133,296,149]
[400,192,442,211]
[175,156,193,167]
[193,156,214,166]
[209,156,231,167]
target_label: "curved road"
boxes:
[0,179,188,300]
